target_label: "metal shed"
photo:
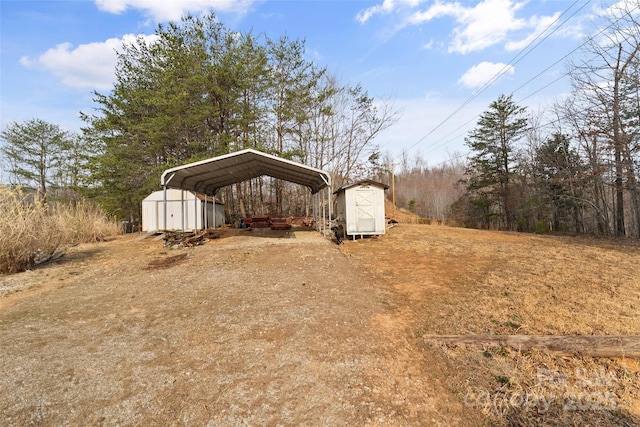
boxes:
[142,189,224,232]
[334,180,389,239]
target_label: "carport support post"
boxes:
[163,185,167,239]
[181,189,185,233]
[328,186,332,234]
[318,193,321,233]
[322,194,326,237]
[312,192,316,231]
[319,173,331,238]
[194,192,198,231]
[204,197,208,229]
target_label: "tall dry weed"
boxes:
[0,186,120,274]
[54,200,120,244]
[0,187,62,273]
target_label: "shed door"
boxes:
[355,188,375,232]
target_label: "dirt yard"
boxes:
[1,224,639,426]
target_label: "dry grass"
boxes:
[0,186,120,274]
[434,342,640,426]
[427,228,640,425]
[53,199,121,244]
[0,187,63,274]
[353,225,640,337]
[407,228,640,337]
[0,229,480,426]
[385,200,428,224]
[1,219,637,424]
[342,224,640,425]
[385,200,455,225]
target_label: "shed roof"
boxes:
[160,149,331,195]
[143,189,223,204]
[333,179,389,194]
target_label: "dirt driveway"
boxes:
[0,227,478,426]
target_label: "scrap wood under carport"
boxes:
[270,217,292,230]
[250,215,270,228]
[423,335,640,358]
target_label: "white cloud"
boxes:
[356,0,425,24]
[357,0,399,24]
[95,0,255,22]
[362,0,564,55]
[458,61,514,88]
[18,56,33,68]
[421,40,435,50]
[505,12,560,51]
[408,0,463,24]
[22,34,158,91]
[597,0,632,19]
[409,0,527,54]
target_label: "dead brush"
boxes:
[0,186,120,274]
[0,187,62,274]
[54,199,120,244]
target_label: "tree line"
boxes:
[1,12,396,221]
[82,12,397,220]
[452,2,640,237]
[366,2,639,237]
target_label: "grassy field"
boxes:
[343,224,640,425]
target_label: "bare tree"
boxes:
[392,153,465,221]
[553,97,612,234]
[567,0,640,236]
[314,76,399,190]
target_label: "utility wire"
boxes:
[398,0,588,155]
[416,67,574,160]
[411,0,640,162]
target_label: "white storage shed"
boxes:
[142,189,224,232]
[334,180,388,239]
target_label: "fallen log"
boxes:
[423,335,640,358]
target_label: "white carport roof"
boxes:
[160,149,331,195]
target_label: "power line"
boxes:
[399,0,589,155]
[410,0,640,162]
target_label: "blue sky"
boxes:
[0,0,619,166]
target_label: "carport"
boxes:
[159,148,332,236]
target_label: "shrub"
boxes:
[535,220,549,234]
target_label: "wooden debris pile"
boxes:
[163,229,221,247]
[289,216,313,227]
